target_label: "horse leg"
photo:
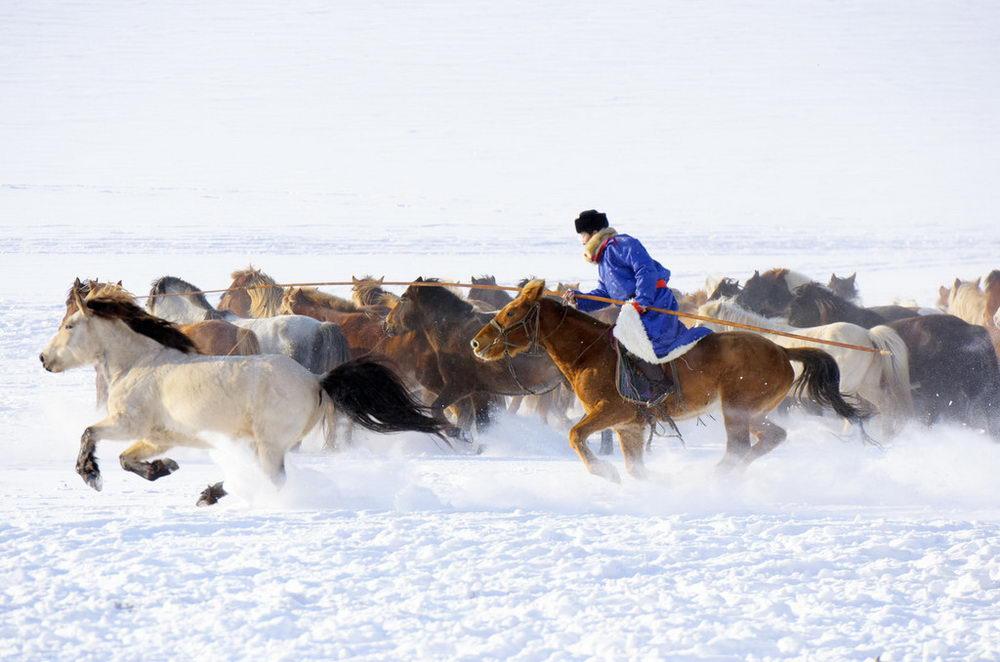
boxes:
[119,439,179,481]
[197,482,227,507]
[569,405,624,483]
[598,430,614,455]
[744,416,788,465]
[718,408,752,471]
[430,386,474,442]
[473,394,494,433]
[255,443,288,488]
[75,416,137,491]
[508,395,524,415]
[615,426,647,479]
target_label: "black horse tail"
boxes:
[320,359,447,438]
[784,347,876,441]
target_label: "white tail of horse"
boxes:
[867,325,914,435]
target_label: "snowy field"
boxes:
[3,1,1000,660]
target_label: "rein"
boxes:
[482,301,568,396]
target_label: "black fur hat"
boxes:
[574,210,609,234]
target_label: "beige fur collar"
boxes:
[583,227,618,263]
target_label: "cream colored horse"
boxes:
[41,293,445,505]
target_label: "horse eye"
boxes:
[65,323,74,330]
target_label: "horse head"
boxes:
[470,279,545,361]
[787,283,832,327]
[828,272,858,301]
[736,269,793,317]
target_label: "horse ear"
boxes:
[415,276,424,283]
[753,270,760,278]
[954,278,961,291]
[72,287,89,316]
[847,273,856,285]
[974,277,981,289]
[377,276,384,284]
[520,279,546,302]
[352,275,359,284]
[116,280,123,287]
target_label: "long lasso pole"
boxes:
[135,279,887,355]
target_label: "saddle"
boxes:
[614,340,678,406]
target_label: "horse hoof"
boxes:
[80,470,102,492]
[590,461,622,484]
[196,482,227,507]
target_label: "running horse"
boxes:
[384,278,563,434]
[471,280,869,481]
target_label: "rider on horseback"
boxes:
[563,210,712,365]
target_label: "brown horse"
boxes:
[218,267,285,317]
[470,280,868,481]
[351,275,398,310]
[384,278,563,432]
[280,286,386,357]
[281,285,494,438]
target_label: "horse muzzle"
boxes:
[39,353,56,372]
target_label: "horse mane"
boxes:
[708,277,742,301]
[285,286,359,312]
[698,299,792,332]
[948,280,988,326]
[148,275,217,314]
[793,282,852,319]
[411,278,474,316]
[352,275,392,308]
[231,267,284,318]
[986,270,1000,325]
[762,268,813,292]
[86,297,196,353]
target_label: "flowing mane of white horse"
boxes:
[697,299,913,436]
[147,276,349,374]
[40,292,447,506]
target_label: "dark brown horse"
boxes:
[736,268,815,317]
[281,285,495,438]
[888,314,1000,439]
[471,280,868,481]
[788,283,917,329]
[828,273,859,301]
[384,278,563,431]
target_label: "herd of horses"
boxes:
[39,265,1000,503]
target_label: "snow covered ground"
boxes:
[3,1,1000,660]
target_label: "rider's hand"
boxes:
[632,301,647,314]
[562,290,577,307]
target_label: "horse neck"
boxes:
[91,319,172,384]
[535,299,610,380]
[154,296,209,324]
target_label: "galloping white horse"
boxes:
[697,299,913,436]
[147,276,349,375]
[40,293,446,505]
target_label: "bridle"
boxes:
[480,300,567,396]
